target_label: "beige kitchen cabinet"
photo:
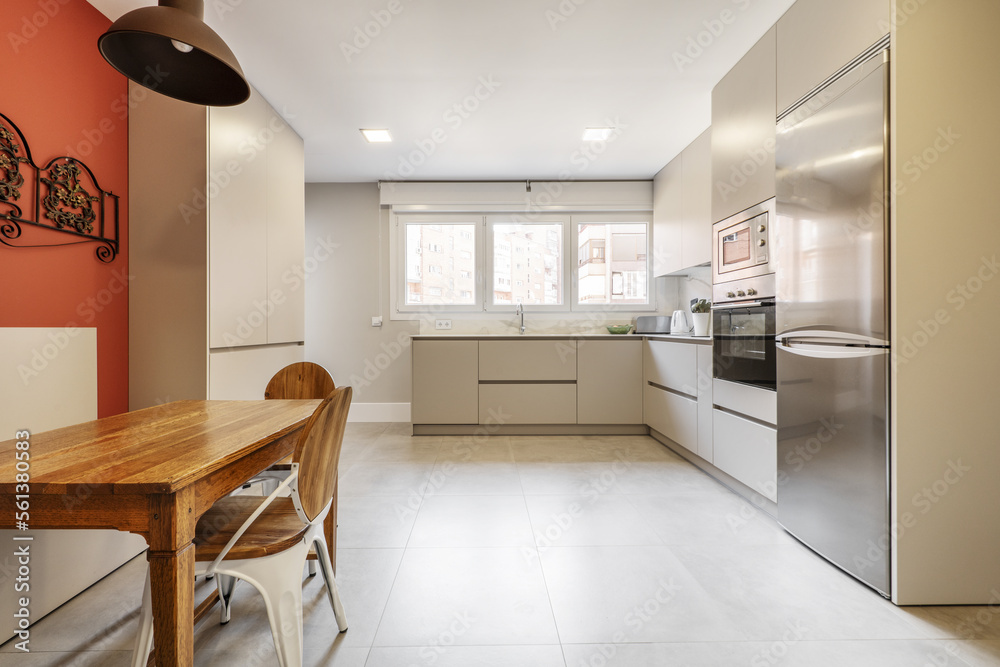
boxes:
[776,0,889,114]
[644,339,698,394]
[209,90,269,347]
[653,127,711,276]
[479,383,577,425]
[577,339,642,424]
[478,338,577,425]
[713,409,776,502]
[711,26,776,223]
[209,89,306,348]
[696,345,714,461]
[644,383,698,453]
[680,128,712,268]
[479,339,577,380]
[411,339,479,424]
[652,147,684,276]
[264,108,306,344]
[129,83,306,409]
[643,339,701,453]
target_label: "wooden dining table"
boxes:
[0,399,336,667]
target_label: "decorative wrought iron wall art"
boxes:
[0,112,119,263]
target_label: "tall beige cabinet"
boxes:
[764,0,1000,604]
[129,84,306,409]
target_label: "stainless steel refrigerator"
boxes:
[774,43,891,596]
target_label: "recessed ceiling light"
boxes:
[582,127,614,141]
[360,129,392,143]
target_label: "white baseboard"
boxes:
[348,402,411,423]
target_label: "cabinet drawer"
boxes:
[713,409,776,502]
[479,383,576,425]
[644,384,698,453]
[479,340,576,381]
[644,340,698,395]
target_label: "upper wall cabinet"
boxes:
[652,150,683,276]
[653,127,711,277]
[711,26,776,224]
[209,91,306,348]
[776,0,890,114]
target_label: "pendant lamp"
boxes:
[97,0,250,107]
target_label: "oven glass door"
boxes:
[713,303,776,390]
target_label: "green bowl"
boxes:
[606,324,633,335]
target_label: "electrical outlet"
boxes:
[435,319,452,330]
[371,316,382,327]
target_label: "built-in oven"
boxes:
[712,273,776,392]
[712,198,775,284]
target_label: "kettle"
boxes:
[670,310,692,335]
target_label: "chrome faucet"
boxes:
[515,302,525,335]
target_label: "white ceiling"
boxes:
[88,0,796,183]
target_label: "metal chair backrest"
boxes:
[292,386,352,523]
[264,362,335,400]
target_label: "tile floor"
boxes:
[4,423,1000,666]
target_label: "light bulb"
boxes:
[171,39,194,53]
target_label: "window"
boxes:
[402,219,479,308]
[576,221,649,306]
[490,220,564,307]
[394,211,650,315]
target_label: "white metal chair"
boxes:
[131,386,352,667]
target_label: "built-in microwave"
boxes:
[712,198,775,284]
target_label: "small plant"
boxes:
[691,299,711,313]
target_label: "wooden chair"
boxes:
[265,361,336,400]
[132,387,352,667]
[217,362,335,619]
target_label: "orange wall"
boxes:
[1,0,129,417]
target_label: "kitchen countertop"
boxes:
[411,333,712,343]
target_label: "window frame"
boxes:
[569,213,654,312]
[484,214,570,313]
[392,213,485,314]
[390,210,654,318]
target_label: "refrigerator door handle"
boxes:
[778,342,890,359]
[776,330,889,347]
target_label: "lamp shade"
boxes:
[98,2,250,107]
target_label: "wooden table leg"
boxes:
[148,544,195,666]
[149,491,196,667]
